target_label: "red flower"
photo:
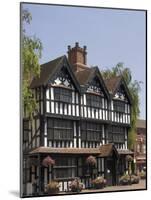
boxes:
[86,155,97,166]
[42,156,55,167]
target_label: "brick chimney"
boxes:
[67,42,88,72]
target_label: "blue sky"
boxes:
[22,3,146,119]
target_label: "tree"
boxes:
[101,63,141,149]
[22,9,42,118]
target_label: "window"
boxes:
[54,87,72,103]
[81,122,102,141]
[86,94,102,108]
[108,126,125,143]
[53,158,76,179]
[23,120,30,141]
[112,126,125,143]
[47,119,73,140]
[113,100,125,112]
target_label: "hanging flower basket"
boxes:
[42,156,55,167]
[126,155,133,162]
[86,155,97,167]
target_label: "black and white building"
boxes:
[22,42,133,196]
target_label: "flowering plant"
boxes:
[86,155,97,166]
[139,171,146,179]
[47,181,60,194]
[119,174,130,185]
[92,176,106,189]
[42,156,55,167]
[126,155,133,162]
[69,178,83,192]
[131,175,140,184]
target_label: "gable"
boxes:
[49,66,74,89]
[87,76,105,96]
[113,85,128,102]
[113,80,132,104]
[86,68,110,99]
[47,56,81,92]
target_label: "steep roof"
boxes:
[99,144,119,158]
[75,67,109,98]
[30,54,131,103]
[30,55,81,92]
[104,76,122,94]
[30,56,64,88]
[104,75,132,104]
[75,67,96,86]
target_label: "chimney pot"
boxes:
[83,45,87,51]
[75,42,79,47]
[67,42,88,72]
[67,45,71,51]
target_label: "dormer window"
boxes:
[54,87,72,103]
[86,94,102,108]
[113,100,125,113]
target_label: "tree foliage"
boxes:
[22,9,42,118]
[101,63,141,149]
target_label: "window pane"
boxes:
[47,119,73,140]
[86,94,102,108]
[113,100,125,112]
[81,122,102,141]
[54,87,72,103]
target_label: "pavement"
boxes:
[82,180,146,193]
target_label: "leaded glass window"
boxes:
[108,126,125,143]
[47,118,73,140]
[81,122,102,141]
[54,87,72,103]
[113,100,125,112]
[86,94,102,108]
[53,157,76,179]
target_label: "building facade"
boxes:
[135,119,146,173]
[22,43,133,196]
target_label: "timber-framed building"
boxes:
[22,42,133,196]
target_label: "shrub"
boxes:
[47,181,60,194]
[69,178,83,192]
[139,171,146,179]
[92,176,106,189]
